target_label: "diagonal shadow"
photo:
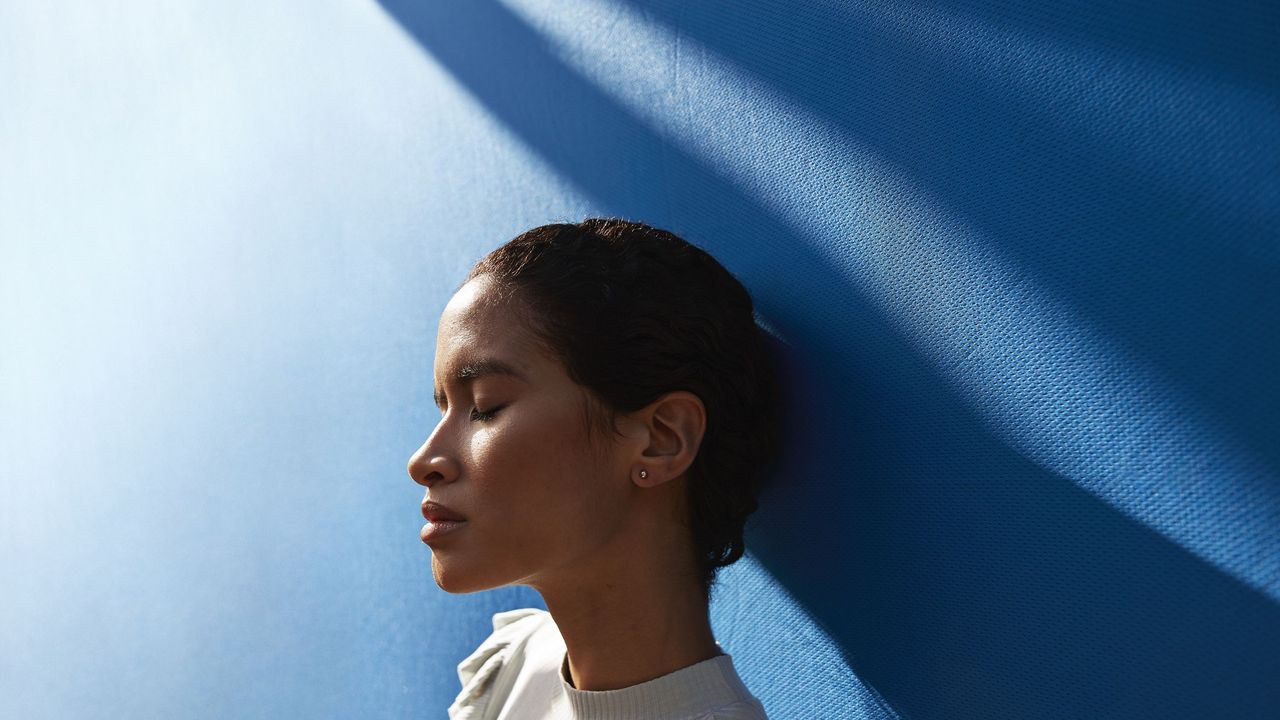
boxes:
[376,2,1280,718]
[620,0,1280,494]
[911,0,1280,99]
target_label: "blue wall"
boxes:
[2,0,1276,718]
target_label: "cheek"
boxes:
[468,407,619,525]
[468,418,593,492]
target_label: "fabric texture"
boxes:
[367,1,1280,717]
[448,608,768,720]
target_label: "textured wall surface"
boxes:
[2,1,1276,718]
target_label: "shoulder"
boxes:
[489,607,549,634]
[448,608,552,720]
[455,608,550,687]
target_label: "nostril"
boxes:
[410,454,456,487]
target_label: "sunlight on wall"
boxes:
[713,553,901,719]
[498,0,1280,600]
[0,1,593,716]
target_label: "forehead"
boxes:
[434,277,539,376]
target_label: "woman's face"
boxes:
[408,275,634,593]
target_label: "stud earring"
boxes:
[638,469,648,479]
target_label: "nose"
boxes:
[407,428,461,488]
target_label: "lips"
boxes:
[422,500,467,523]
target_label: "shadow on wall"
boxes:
[626,0,1280,479]
[377,1,1280,718]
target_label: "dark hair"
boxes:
[466,218,782,600]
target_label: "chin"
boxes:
[432,555,507,594]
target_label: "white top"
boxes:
[448,608,769,720]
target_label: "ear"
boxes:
[628,391,706,488]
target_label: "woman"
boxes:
[408,218,781,719]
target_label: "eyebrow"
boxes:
[433,358,527,409]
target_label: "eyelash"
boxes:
[469,405,504,423]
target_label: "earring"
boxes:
[638,469,648,479]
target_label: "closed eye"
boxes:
[469,405,505,423]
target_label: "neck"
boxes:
[530,496,720,691]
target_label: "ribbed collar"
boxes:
[557,651,757,719]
